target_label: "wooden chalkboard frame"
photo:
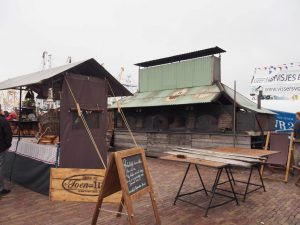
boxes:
[92,147,161,225]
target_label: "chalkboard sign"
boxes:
[122,153,148,195]
[92,147,161,225]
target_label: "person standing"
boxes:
[0,109,12,196]
[293,112,300,167]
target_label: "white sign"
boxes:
[251,70,300,86]
[250,63,300,100]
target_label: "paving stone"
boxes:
[0,158,299,225]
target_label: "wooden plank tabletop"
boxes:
[159,154,228,168]
[215,147,279,157]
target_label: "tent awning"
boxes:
[0,58,132,97]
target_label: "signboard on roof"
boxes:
[250,62,300,100]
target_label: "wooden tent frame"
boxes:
[261,131,294,183]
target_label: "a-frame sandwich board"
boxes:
[91,147,161,225]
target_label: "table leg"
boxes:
[195,164,208,196]
[228,166,236,185]
[205,168,223,217]
[257,164,266,192]
[243,165,254,202]
[174,163,191,205]
[225,167,239,205]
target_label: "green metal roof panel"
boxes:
[138,56,214,92]
[222,84,276,114]
[110,85,220,108]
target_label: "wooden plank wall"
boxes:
[114,131,251,157]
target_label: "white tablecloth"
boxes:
[8,138,58,165]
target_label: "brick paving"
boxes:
[0,158,300,225]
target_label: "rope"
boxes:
[106,80,167,210]
[107,81,138,147]
[65,78,107,169]
[66,78,129,217]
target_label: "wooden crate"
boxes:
[50,168,121,203]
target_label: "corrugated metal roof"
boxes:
[110,85,221,108]
[110,82,275,115]
[222,84,276,114]
[0,58,132,97]
[135,47,226,68]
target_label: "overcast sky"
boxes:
[1,0,299,111]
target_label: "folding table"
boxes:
[160,155,239,217]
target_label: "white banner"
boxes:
[250,63,300,100]
[251,70,300,86]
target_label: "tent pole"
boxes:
[18,86,22,140]
[9,86,22,183]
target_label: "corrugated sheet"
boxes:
[0,58,131,97]
[111,82,275,115]
[139,56,215,92]
[110,85,220,108]
[222,84,275,114]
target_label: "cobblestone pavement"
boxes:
[0,158,300,225]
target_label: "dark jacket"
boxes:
[294,120,300,139]
[0,115,12,152]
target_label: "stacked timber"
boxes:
[165,147,265,167]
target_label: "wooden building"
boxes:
[110,47,275,156]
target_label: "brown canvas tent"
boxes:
[0,58,131,194]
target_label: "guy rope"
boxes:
[107,81,138,148]
[65,78,107,169]
[65,77,129,218]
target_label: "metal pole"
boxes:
[257,90,262,109]
[18,87,22,140]
[10,86,22,183]
[233,81,236,147]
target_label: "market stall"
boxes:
[0,58,131,194]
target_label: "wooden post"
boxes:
[264,131,271,151]
[260,131,271,175]
[285,132,294,183]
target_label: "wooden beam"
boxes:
[165,151,252,167]
[175,147,264,161]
